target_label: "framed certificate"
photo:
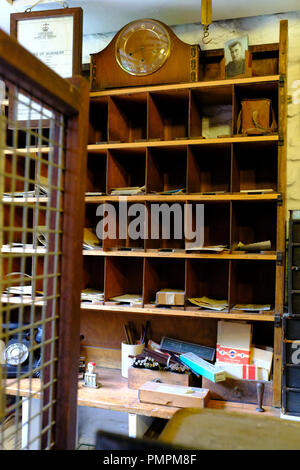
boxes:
[10,7,82,126]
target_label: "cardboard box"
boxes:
[216,321,252,365]
[251,347,273,378]
[138,381,210,408]
[156,289,185,306]
[216,361,269,381]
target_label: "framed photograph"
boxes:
[10,7,82,127]
[224,35,249,79]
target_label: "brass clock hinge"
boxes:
[91,54,97,91]
[190,46,199,82]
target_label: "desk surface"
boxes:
[5,367,280,420]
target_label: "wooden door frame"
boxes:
[0,28,89,449]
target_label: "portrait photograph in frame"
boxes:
[9,6,82,127]
[224,35,249,79]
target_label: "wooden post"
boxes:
[54,76,89,450]
[273,19,288,408]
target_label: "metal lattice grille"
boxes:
[0,80,65,450]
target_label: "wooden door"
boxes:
[0,29,89,450]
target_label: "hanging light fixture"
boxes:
[201,0,212,44]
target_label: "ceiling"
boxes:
[2,0,300,35]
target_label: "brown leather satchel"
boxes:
[236,98,277,135]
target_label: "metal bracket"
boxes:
[276,252,283,265]
[279,75,285,87]
[278,133,284,146]
[277,193,283,206]
[274,313,281,327]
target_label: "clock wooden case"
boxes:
[90,19,200,90]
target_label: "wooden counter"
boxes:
[5,367,280,419]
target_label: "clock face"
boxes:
[115,19,171,76]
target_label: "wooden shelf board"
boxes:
[5,368,280,419]
[87,135,279,152]
[0,247,276,260]
[80,303,275,321]
[82,249,277,260]
[90,75,280,99]
[85,192,279,203]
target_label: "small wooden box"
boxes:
[138,381,210,408]
[128,366,192,390]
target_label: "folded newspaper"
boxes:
[188,296,228,311]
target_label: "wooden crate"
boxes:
[127,366,192,390]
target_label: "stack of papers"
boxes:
[231,304,271,312]
[186,244,228,252]
[3,190,35,198]
[81,288,104,303]
[110,186,145,196]
[85,192,105,196]
[109,294,142,305]
[83,228,101,250]
[188,296,228,311]
[4,285,33,296]
[2,243,34,251]
[151,188,186,195]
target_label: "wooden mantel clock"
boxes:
[90,18,200,90]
